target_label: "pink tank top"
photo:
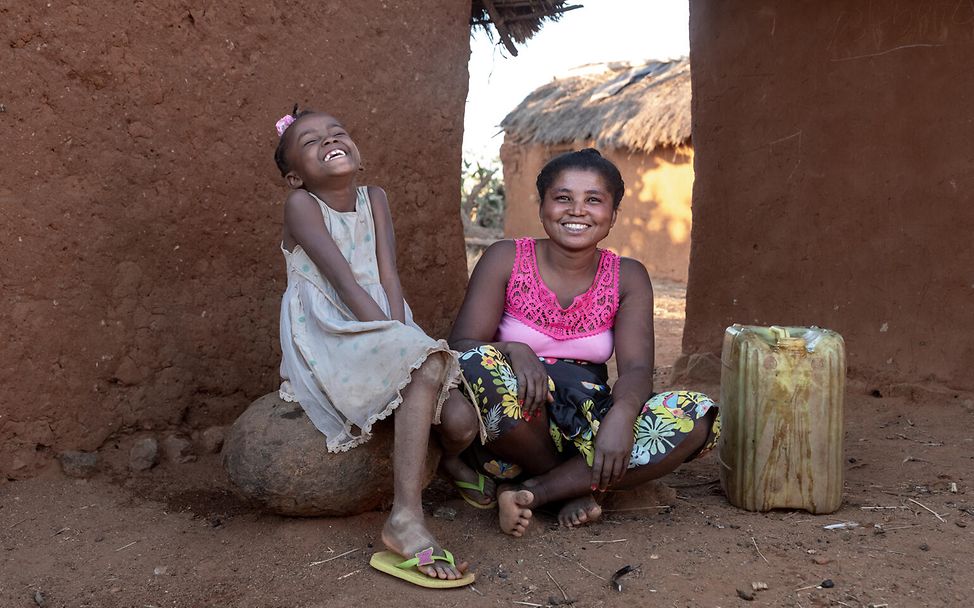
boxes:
[495,238,620,363]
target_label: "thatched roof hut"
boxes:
[500,58,691,153]
[470,1,581,55]
[499,58,695,283]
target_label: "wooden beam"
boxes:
[480,0,520,56]
[504,4,583,23]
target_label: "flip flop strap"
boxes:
[454,473,486,493]
[396,548,456,570]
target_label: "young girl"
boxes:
[273,106,474,586]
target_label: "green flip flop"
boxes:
[370,547,475,588]
[454,472,497,510]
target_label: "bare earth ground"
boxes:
[3,282,973,608]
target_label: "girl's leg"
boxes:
[381,354,468,580]
[435,390,495,506]
[498,408,717,536]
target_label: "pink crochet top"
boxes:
[495,238,620,363]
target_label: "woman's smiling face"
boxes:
[539,168,617,249]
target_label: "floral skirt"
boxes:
[458,345,720,481]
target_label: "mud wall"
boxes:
[685,0,974,389]
[0,0,472,479]
[501,140,694,282]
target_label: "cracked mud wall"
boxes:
[684,0,974,390]
[0,0,472,479]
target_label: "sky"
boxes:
[463,0,690,165]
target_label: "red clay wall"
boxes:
[0,1,471,479]
[685,0,974,390]
[501,140,694,282]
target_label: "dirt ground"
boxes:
[2,284,972,608]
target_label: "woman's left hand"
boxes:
[591,408,635,491]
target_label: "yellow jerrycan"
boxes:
[719,325,846,514]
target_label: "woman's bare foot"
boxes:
[497,485,534,537]
[441,455,496,507]
[381,509,469,579]
[557,494,602,528]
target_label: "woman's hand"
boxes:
[501,342,553,420]
[591,407,635,491]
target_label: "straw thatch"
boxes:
[500,58,691,154]
[471,1,581,55]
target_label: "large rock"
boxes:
[222,392,440,517]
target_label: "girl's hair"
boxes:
[274,105,317,177]
[536,148,625,208]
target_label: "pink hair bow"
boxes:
[275,114,296,137]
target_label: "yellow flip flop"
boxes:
[454,473,497,510]
[369,547,475,588]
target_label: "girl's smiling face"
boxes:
[283,113,361,189]
[539,168,617,249]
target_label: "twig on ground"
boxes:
[859,546,906,555]
[587,539,627,544]
[309,548,358,566]
[52,527,70,536]
[8,518,29,529]
[114,541,137,552]
[668,478,720,488]
[907,498,946,523]
[555,552,606,580]
[468,585,483,596]
[336,569,360,580]
[859,506,906,510]
[751,537,770,564]
[547,570,570,601]
[601,506,671,512]
[795,583,820,592]
[512,602,543,607]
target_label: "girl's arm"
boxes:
[284,190,389,322]
[449,241,552,415]
[368,186,406,323]
[591,257,655,491]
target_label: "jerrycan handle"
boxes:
[770,325,807,350]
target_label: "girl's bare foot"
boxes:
[557,494,602,528]
[497,485,534,537]
[381,509,469,579]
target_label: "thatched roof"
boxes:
[470,1,581,56]
[500,58,692,154]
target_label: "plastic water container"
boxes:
[719,325,846,514]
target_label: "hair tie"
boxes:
[275,114,296,137]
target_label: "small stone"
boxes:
[200,426,227,454]
[956,521,967,528]
[33,590,45,607]
[821,579,835,588]
[129,437,159,471]
[162,435,196,464]
[848,457,857,463]
[59,451,99,478]
[812,556,832,565]
[433,506,457,521]
[498,570,509,580]
[736,588,755,601]
[919,543,930,551]
[153,566,169,576]
[94,535,104,542]
[750,581,768,591]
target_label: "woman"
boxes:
[438,149,719,537]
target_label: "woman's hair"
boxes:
[536,148,625,208]
[274,105,318,177]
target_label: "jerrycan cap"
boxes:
[769,326,807,350]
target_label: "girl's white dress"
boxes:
[279,186,459,452]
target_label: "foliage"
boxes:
[461,159,506,237]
